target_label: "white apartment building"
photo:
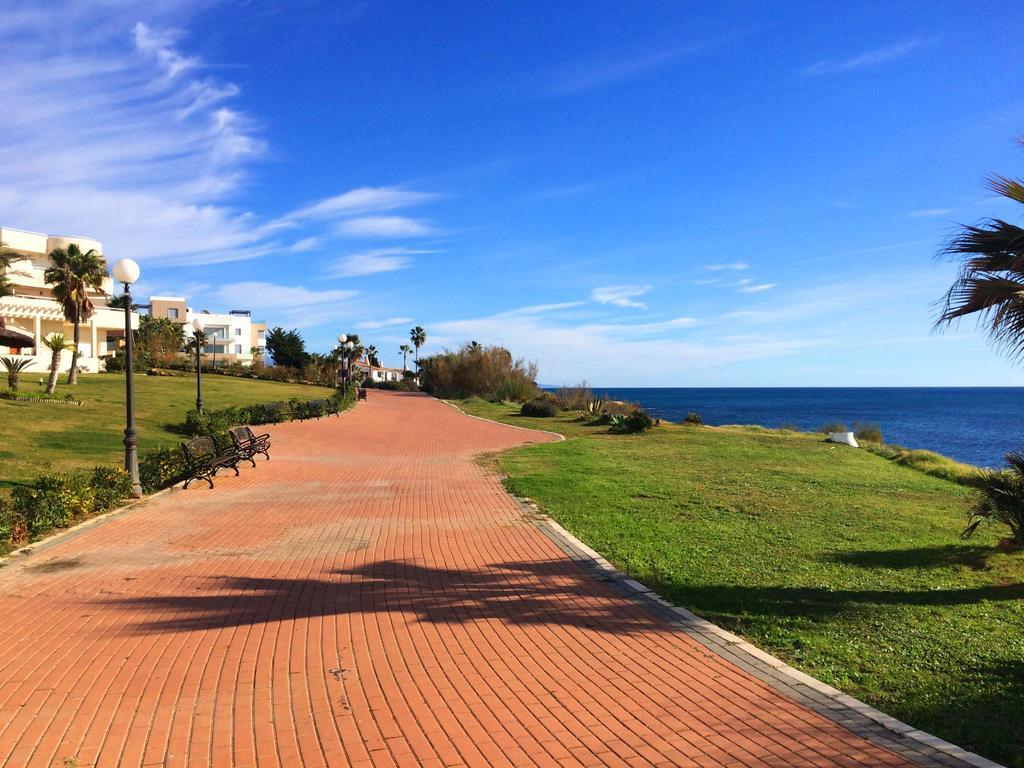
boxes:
[0,226,136,374]
[185,308,267,367]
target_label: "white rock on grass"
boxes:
[828,431,859,448]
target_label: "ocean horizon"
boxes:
[544,386,1024,468]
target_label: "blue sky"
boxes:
[2,1,1023,386]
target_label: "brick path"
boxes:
[0,392,960,767]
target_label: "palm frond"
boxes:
[988,174,1024,205]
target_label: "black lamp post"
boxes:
[191,318,204,413]
[111,258,142,498]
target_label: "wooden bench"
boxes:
[181,435,241,489]
[229,425,271,465]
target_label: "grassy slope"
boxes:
[1,374,335,488]
[455,398,1024,767]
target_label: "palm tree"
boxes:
[186,328,209,369]
[399,344,412,371]
[936,148,1024,357]
[108,293,132,310]
[1,357,32,391]
[0,243,26,300]
[410,326,427,364]
[43,243,107,385]
[42,333,74,394]
[468,340,482,352]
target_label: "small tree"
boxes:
[2,357,33,391]
[264,327,308,369]
[399,344,412,371]
[42,333,74,394]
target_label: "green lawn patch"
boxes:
[1,374,336,489]
[454,398,1024,767]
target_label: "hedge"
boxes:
[0,385,359,554]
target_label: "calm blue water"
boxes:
[585,388,1024,468]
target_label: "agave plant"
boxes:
[963,451,1024,545]
[1,356,33,391]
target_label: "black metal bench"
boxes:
[181,435,241,489]
[229,425,271,465]
[358,388,367,401]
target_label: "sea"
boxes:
[583,388,1024,468]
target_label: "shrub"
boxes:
[867,443,980,487]
[521,397,558,418]
[620,408,655,433]
[554,383,593,411]
[7,467,132,543]
[683,412,703,425]
[854,422,883,443]
[820,421,848,434]
[0,390,80,404]
[139,446,190,493]
[963,452,1024,545]
[418,342,539,402]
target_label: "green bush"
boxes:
[854,422,883,443]
[7,467,132,543]
[620,408,655,433]
[683,412,702,425]
[521,397,558,417]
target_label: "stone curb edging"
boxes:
[525,506,1003,768]
[440,399,567,443]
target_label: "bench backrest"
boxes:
[229,426,249,446]
[183,435,217,462]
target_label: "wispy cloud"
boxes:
[545,44,703,96]
[337,216,437,238]
[738,282,776,294]
[704,262,749,272]
[358,317,414,330]
[908,208,953,218]
[289,237,323,253]
[805,37,934,76]
[283,187,441,224]
[213,281,359,329]
[592,284,650,308]
[327,247,436,277]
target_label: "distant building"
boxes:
[352,358,405,384]
[0,226,137,374]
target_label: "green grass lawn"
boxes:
[455,398,1024,767]
[1,374,336,489]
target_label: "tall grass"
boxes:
[866,444,981,487]
[418,343,539,402]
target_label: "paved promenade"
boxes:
[0,392,974,767]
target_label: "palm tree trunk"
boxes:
[46,350,60,394]
[67,320,80,385]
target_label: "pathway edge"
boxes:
[526,504,1003,768]
[440,399,566,442]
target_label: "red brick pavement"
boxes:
[0,391,922,767]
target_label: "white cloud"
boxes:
[738,283,777,294]
[210,281,360,330]
[289,237,323,253]
[805,37,933,76]
[704,262,748,271]
[357,317,415,330]
[283,187,441,223]
[327,247,435,277]
[591,284,650,308]
[0,5,444,269]
[337,216,436,238]
[908,208,954,218]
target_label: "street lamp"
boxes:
[345,340,354,385]
[111,258,143,498]
[192,318,204,414]
[337,335,349,386]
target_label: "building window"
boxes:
[167,307,179,320]
[235,328,241,337]
[235,344,242,354]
